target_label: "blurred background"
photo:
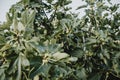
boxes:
[0,0,120,23]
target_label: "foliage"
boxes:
[0,0,120,80]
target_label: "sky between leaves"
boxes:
[0,0,120,23]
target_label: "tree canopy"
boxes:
[0,0,120,80]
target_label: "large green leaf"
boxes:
[17,22,25,32]
[30,63,51,78]
[76,68,87,80]
[21,54,30,67]
[0,69,5,80]
[16,53,22,80]
[0,43,11,52]
[69,48,84,58]
[27,10,36,25]
[52,52,69,60]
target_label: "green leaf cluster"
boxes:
[0,0,120,80]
